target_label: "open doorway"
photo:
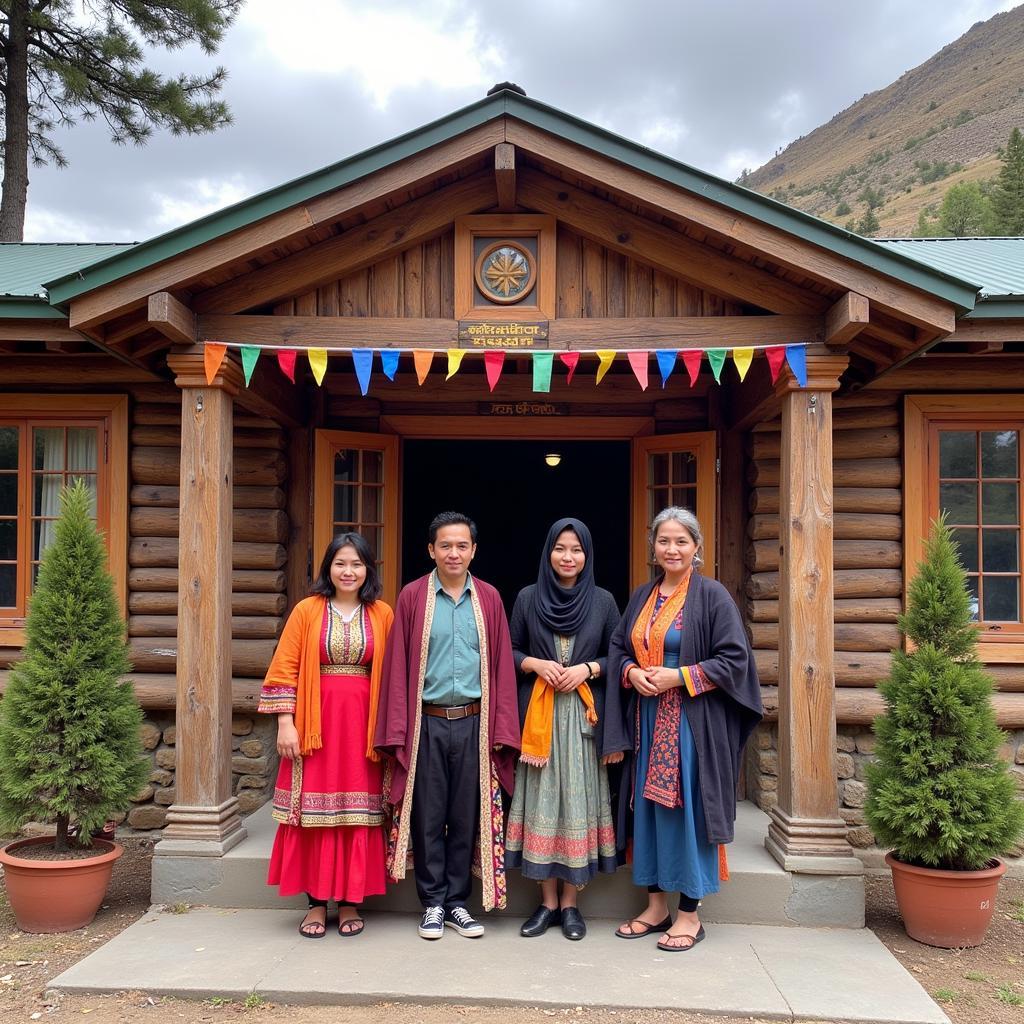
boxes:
[401,439,631,611]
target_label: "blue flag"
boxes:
[656,350,677,388]
[352,350,374,396]
[380,350,400,381]
[785,344,807,387]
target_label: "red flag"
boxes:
[765,346,787,384]
[681,349,702,387]
[485,351,505,392]
[627,351,649,391]
[560,352,580,385]
[276,349,297,383]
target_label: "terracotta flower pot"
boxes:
[0,836,123,933]
[886,851,1005,948]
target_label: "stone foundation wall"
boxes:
[127,712,278,830]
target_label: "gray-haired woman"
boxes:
[606,507,762,952]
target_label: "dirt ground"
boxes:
[0,838,1021,1024]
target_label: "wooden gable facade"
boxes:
[1,90,1021,913]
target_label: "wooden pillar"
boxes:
[159,352,246,854]
[765,351,861,872]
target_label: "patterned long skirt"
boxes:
[505,691,617,886]
[266,670,388,903]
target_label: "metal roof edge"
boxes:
[963,298,1024,319]
[0,297,68,319]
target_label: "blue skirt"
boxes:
[631,694,720,899]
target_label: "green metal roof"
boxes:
[42,91,983,315]
[874,237,1024,299]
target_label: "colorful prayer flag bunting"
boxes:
[732,347,754,382]
[627,351,649,391]
[240,346,260,386]
[203,342,227,385]
[381,350,400,381]
[446,349,465,380]
[276,349,297,383]
[595,350,615,384]
[413,350,433,385]
[765,346,787,384]
[681,349,702,387]
[706,349,727,384]
[560,352,580,385]
[533,351,553,393]
[307,348,328,386]
[352,350,373,396]
[785,344,807,387]
[656,350,677,388]
[484,351,505,392]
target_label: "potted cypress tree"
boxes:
[0,480,148,933]
[866,516,1024,948]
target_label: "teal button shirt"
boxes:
[422,571,482,705]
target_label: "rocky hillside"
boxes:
[742,6,1024,236]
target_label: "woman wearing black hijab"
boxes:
[505,518,625,940]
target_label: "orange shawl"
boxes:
[520,677,597,767]
[262,596,394,758]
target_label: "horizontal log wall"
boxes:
[745,393,1024,726]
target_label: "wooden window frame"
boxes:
[905,394,1024,662]
[0,395,128,647]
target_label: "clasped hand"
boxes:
[628,665,682,697]
[534,660,591,692]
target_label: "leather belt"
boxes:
[422,701,481,720]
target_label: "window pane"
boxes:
[952,528,979,573]
[362,450,382,484]
[33,428,64,471]
[647,486,670,522]
[983,576,1020,622]
[334,450,356,484]
[0,474,16,517]
[333,484,355,524]
[966,576,980,621]
[671,451,697,485]
[0,427,18,470]
[363,526,383,564]
[981,482,1018,525]
[0,564,14,607]
[981,430,1018,478]
[33,474,63,518]
[649,454,668,486]
[66,428,98,472]
[78,475,98,517]
[982,529,1019,573]
[33,519,56,561]
[361,486,382,525]
[938,431,977,478]
[0,520,16,560]
[671,485,697,514]
[940,482,977,524]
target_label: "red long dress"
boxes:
[262,604,388,902]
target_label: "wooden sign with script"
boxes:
[458,321,550,348]
[479,401,568,416]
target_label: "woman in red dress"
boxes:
[258,532,393,938]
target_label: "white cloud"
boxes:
[24,206,111,244]
[639,116,690,151]
[148,175,254,233]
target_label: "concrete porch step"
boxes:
[152,802,863,927]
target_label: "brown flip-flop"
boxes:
[615,915,673,939]
[657,924,706,952]
[298,909,327,939]
[338,915,365,937]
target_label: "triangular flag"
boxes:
[560,352,580,385]
[656,350,677,388]
[381,350,400,381]
[627,351,649,390]
[240,346,260,386]
[352,349,373,396]
[203,342,227,386]
[596,350,615,384]
[276,349,297,383]
[706,348,727,384]
[413,350,434,385]
[765,346,787,384]
[785,344,808,386]
[533,351,554,393]
[732,347,754,382]
[484,351,505,393]
[446,349,466,380]
[307,348,328,386]
[681,350,702,387]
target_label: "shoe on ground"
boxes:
[520,904,561,937]
[561,906,586,940]
[418,905,445,940]
[445,906,484,937]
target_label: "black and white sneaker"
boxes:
[418,905,445,940]
[445,906,484,937]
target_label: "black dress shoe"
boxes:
[561,906,586,940]
[520,904,561,937]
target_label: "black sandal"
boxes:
[657,924,706,952]
[614,915,672,939]
[338,913,365,937]
[299,907,327,939]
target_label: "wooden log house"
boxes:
[1,90,1021,920]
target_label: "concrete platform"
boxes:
[152,801,863,927]
[50,907,948,1024]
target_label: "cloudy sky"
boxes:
[21,0,1021,242]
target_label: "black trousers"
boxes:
[411,712,481,909]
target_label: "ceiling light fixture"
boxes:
[544,453,562,467]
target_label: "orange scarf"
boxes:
[520,676,597,767]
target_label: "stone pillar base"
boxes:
[157,798,248,857]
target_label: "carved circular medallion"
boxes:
[474,241,537,304]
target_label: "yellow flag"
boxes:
[307,348,328,386]
[596,350,615,384]
[732,347,754,382]
[446,349,466,380]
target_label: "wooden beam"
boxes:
[193,172,497,315]
[825,292,869,346]
[495,143,517,211]
[966,341,1005,354]
[516,169,827,316]
[197,313,824,350]
[866,355,1024,390]
[0,354,160,383]
[148,291,197,345]
[0,321,83,344]
[950,319,1024,345]
[507,121,959,334]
